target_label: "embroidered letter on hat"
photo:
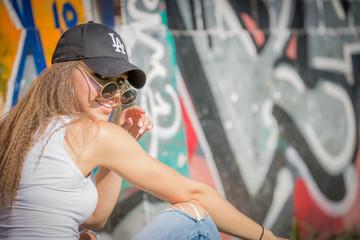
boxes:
[108,33,125,54]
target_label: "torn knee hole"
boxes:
[168,203,207,220]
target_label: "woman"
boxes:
[0,22,284,240]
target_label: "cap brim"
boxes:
[83,57,146,89]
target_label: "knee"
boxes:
[167,202,207,220]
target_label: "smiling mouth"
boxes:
[96,100,112,108]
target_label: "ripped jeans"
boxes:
[133,203,221,240]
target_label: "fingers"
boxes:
[118,105,154,141]
[120,117,133,130]
[118,105,145,126]
[134,115,154,140]
[147,120,154,131]
[120,115,154,141]
[137,115,153,135]
[126,105,146,114]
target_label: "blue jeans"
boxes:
[133,208,221,240]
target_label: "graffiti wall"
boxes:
[1,0,360,239]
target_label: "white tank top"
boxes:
[0,117,98,239]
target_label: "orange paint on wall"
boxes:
[31,0,87,66]
[0,1,22,115]
[32,0,87,29]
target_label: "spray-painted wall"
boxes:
[1,0,360,239]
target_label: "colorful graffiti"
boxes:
[166,0,360,239]
[0,0,86,113]
[1,0,360,239]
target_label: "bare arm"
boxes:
[85,122,280,240]
[81,167,122,229]
[78,106,153,229]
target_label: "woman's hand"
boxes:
[118,105,154,140]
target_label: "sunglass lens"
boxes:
[102,83,118,99]
[121,89,137,105]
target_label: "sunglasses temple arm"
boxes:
[77,64,103,88]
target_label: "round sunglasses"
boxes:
[77,64,137,105]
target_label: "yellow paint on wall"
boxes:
[0,1,22,115]
[32,0,87,29]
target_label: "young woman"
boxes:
[0,22,284,240]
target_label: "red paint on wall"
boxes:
[188,154,217,189]
[286,34,298,60]
[342,132,360,231]
[180,99,198,162]
[240,13,265,48]
[294,179,344,239]
[180,99,216,189]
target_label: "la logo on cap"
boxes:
[108,33,125,54]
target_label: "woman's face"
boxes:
[72,62,128,121]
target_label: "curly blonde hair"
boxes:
[0,61,89,207]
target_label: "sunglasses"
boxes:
[77,64,137,105]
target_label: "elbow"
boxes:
[93,220,107,230]
[82,216,108,230]
[81,222,106,231]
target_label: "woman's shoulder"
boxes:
[66,117,132,148]
[67,117,118,138]
[64,117,133,171]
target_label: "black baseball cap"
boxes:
[52,21,146,89]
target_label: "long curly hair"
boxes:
[0,60,89,207]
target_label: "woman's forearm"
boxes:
[82,167,123,229]
[191,182,276,240]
